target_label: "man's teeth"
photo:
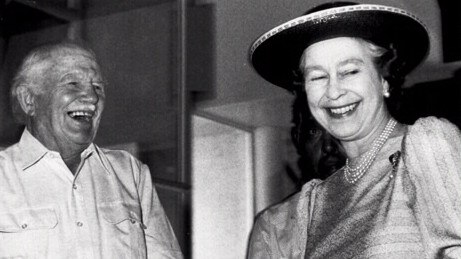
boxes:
[69,111,93,118]
[330,104,357,114]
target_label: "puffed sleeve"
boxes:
[404,117,461,258]
[138,163,184,259]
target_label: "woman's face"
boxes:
[301,37,389,143]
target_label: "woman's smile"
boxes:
[326,102,360,119]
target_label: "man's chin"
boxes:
[66,133,96,147]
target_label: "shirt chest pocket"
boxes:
[99,203,147,258]
[0,208,58,257]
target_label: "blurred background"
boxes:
[0,0,460,258]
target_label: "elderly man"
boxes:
[0,42,183,258]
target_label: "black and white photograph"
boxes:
[0,0,460,258]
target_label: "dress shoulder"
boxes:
[404,116,461,178]
[408,116,460,140]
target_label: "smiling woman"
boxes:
[301,37,392,149]
[247,2,461,258]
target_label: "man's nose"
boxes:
[80,84,99,104]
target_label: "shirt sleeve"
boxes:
[137,163,184,259]
[404,117,461,257]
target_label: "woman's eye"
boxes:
[310,76,326,81]
[67,82,78,87]
[307,74,327,82]
[341,69,359,76]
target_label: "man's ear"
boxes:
[16,86,36,116]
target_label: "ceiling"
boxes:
[1,0,176,36]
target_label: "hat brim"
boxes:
[250,4,430,91]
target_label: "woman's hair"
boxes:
[359,38,404,116]
[290,88,346,183]
[290,37,405,182]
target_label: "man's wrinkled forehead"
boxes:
[38,47,101,77]
[47,47,98,67]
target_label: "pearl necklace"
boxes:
[344,118,397,184]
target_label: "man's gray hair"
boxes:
[10,41,97,124]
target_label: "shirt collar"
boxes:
[93,145,113,175]
[18,129,97,171]
[18,129,49,170]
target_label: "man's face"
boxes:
[30,48,105,153]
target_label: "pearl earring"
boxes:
[383,89,390,98]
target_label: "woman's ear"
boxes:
[16,86,36,116]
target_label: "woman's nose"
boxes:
[325,78,345,100]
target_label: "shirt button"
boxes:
[72,184,78,190]
[76,221,83,227]
[21,224,28,229]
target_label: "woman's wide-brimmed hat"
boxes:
[249,2,430,91]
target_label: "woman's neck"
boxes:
[341,115,393,159]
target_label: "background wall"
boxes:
[86,3,178,147]
[192,114,254,259]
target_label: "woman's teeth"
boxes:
[329,103,357,115]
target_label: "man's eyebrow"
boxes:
[58,73,77,81]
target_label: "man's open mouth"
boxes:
[68,111,94,122]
